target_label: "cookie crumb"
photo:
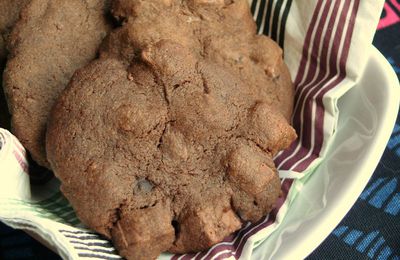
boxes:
[127,73,134,81]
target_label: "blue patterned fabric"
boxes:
[0,223,60,259]
[0,1,399,259]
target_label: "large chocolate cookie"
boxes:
[3,0,111,167]
[0,0,29,62]
[47,1,297,259]
[0,0,30,133]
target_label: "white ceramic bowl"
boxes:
[251,46,400,260]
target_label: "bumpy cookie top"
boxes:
[47,0,297,259]
[103,0,293,120]
[3,0,111,167]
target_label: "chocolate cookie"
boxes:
[47,1,297,259]
[3,0,111,167]
[0,0,29,62]
[0,0,30,132]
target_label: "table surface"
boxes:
[1,1,399,259]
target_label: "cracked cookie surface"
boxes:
[46,0,297,259]
[3,0,111,167]
[103,0,294,120]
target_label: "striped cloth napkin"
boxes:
[0,0,384,259]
